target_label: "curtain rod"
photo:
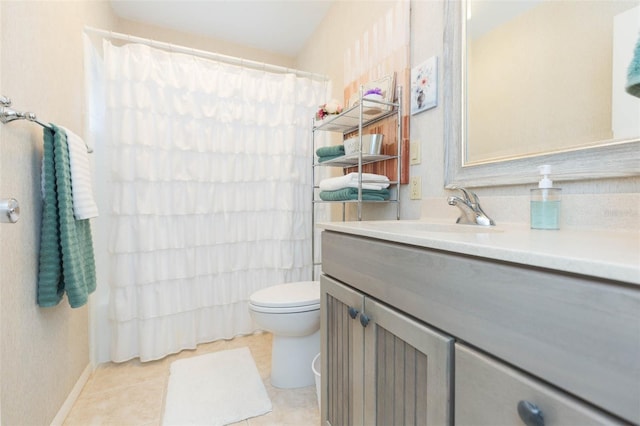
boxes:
[84,26,329,82]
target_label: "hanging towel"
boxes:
[62,126,98,220]
[626,33,640,98]
[319,188,390,201]
[316,145,344,157]
[38,125,97,308]
[319,172,390,191]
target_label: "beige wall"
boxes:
[298,0,438,221]
[115,18,296,69]
[413,1,638,229]
[296,1,417,220]
[301,0,638,228]
[0,2,295,424]
[296,1,398,103]
[0,0,637,424]
[0,3,115,424]
[409,1,638,229]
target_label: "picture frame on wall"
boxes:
[411,56,438,115]
[348,73,397,110]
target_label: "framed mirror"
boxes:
[444,0,640,188]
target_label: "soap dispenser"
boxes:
[530,165,561,230]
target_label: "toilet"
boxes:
[248,281,320,388]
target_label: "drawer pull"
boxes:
[359,313,370,327]
[517,400,544,426]
[348,306,359,319]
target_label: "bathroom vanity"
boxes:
[318,220,639,425]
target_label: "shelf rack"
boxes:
[311,86,403,279]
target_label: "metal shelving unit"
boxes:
[311,86,403,278]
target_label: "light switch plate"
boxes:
[410,141,421,165]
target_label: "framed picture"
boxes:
[349,73,397,109]
[411,56,438,115]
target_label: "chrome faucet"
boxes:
[447,187,495,226]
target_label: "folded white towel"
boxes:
[63,126,99,220]
[319,172,390,191]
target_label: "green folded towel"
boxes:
[626,34,640,98]
[316,145,344,157]
[319,188,390,201]
[38,124,96,308]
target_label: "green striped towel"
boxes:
[627,33,640,98]
[319,188,390,201]
[316,145,344,157]
[38,125,96,308]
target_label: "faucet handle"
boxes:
[452,187,477,205]
[448,187,495,226]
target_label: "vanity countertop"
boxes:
[317,220,640,285]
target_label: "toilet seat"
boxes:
[249,303,320,314]
[249,281,320,313]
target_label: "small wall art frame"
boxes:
[411,56,438,115]
[348,73,397,110]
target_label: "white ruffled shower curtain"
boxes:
[101,40,328,362]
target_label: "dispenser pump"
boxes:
[538,164,553,189]
[531,164,561,230]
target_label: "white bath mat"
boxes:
[163,347,272,425]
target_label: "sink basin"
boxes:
[376,221,503,234]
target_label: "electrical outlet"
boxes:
[410,176,422,200]
[410,140,421,165]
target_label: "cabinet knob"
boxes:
[359,313,370,327]
[348,306,359,319]
[517,400,544,426]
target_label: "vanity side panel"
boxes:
[321,231,640,423]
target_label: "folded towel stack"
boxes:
[318,172,391,201]
[319,187,390,201]
[316,145,345,163]
[319,172,390,191]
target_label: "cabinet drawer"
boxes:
[321,231,640,423]
[455,344,625,425]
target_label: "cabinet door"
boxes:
[321,275,365,426]
[455,344,625,425]
[363,297,454,426]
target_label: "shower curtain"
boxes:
[101,40,328,362]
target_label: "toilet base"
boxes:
[270,329,320,388]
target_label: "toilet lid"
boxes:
[249,281,320,309]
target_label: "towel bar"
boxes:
[0,95,52,129]
[0,95,92,153]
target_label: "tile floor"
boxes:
[63,332,320,426]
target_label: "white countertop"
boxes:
[317,220,640,285]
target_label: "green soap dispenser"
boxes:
[530,165,561,230]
